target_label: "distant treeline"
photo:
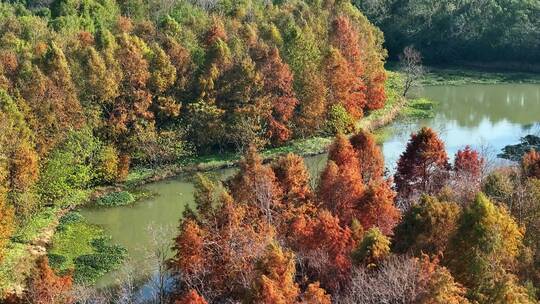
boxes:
[354,0,540,64]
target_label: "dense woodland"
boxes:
[0,0,386,272]
[1,0,540,303]
[354,0,540,63]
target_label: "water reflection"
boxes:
[383,84,540,169]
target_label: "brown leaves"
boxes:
[25,257,73,304]
[522,149,540,179]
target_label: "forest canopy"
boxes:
[0,0,387,229]
[354,0,540,64]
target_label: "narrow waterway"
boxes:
[82,83,540,287]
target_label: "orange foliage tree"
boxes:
[325,48,364,118]
[272,153,313,207]
[301,282,332,304]
[320,134,399,234]
[350,130,385,183]
[522,149,540,179]
[228,146,282,222]
[254,45,298,144]
[251,243,299,304]
[25,256,73,304]
[288,209,354,292]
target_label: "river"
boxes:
[81,83,540,287]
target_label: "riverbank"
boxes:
[421,66,540,86]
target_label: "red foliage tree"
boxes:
[272,153,313,206]
[256,46,298,144]
[394,127,450,207]
[522,149,540,179]
[26,256,73,304]
[454,145,483,180]
[350,130,384,183]
[288,209,354,292]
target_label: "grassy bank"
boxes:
[421,66,540,86]
[385,63,540,86]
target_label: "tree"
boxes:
[394,127,450,208]
[522,149,540,179]
[272,153,313,207]
[330,16,367,115]
[0,90,39,216]
[350,130,384,183]
[325,47,364,118]
[393,196,460,256]
[445,193,525,301]
[454,146,483,179]
[288,209,354,292]
[175,290,208,304]
[254,45,298,144]
[26,257,73,304]
[318,160,364,226]
[321,135,399,233]
[229,146,282,222]
[170,218,205,276]
[338,256,427,304]
[327,134,359,169]
[81,46,119,104]
[294,72,327,136]
[399,46,424,97]
[416,258,470,304]
[358,180,400,235]
[301,282,331,304]
[0,186,14,263]
[352,227,391,268]
[251,243,299,304]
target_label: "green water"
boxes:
[81,83,540,286]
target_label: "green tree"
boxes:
[446,193,525,302]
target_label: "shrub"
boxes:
[95,191,135,207]
[37,129,101,205]
[73,239,127,284]
[95,145,119,184]
[325,104,356,135]
[47,253,67,270]
[58,212,83,231]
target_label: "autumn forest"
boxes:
[0,0,539,303]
